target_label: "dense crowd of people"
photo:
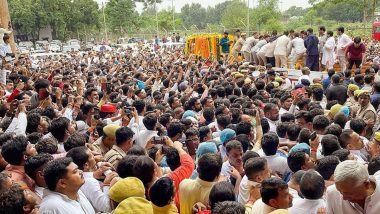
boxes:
[1,26,380,214]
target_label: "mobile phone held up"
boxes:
[154,136,165,145]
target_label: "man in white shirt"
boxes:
[241,32,258,62]
[252,35,270,66]
[336,27,352,72]
[261,132,291,179]
[289,170,326,214]
[327,160,380,214]
[67,147,117,213]
[288,32,306,69]
[40,157,96,214]
[250,177,293,214]
[263,103,280,133]
[274,31,291,68]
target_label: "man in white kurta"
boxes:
[336,27,352,72]
[322,32,336,70]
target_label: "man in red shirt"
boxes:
[346,36,366,70]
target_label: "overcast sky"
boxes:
[95,0,310,13]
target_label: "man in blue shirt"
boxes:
[220,32,230,64]
[304,28,319,71]
[371,82,380,110]
[322,69,335,92]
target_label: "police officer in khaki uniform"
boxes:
[356,90,377,139]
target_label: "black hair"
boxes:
[143,114,158,131]
[368,157,380,175]
[0,185,26,214]
[1,136,29,165]
[312,115,330,131]
[149,177,174,207]
[287,124,301,141]
[333,113,348,129]
[236,122,252,136]
[199,126,211,142]
[115,127,134,146]
[64,133,86,152]
[116,155,138,178]
[276,122,289,138]
[126,145,146,156]
[261,177,288,205]
[66,146,90,170]
[236,134,250,152]
[242,151,259,164]
[321,134,341,156]
[216,114,231,129]
[209,181,235,210]
[26,113,41,134]
[35,138,58,154]
[339,129,354,149]
[166,122,184,138]
[300,170,325,200]
[49,117,70,142]
[43,157,73,191]
[164,146,181,171]
[27,132,43,145]
[261,118,270,134]
[203,108,215,124]
[132,100,146,114]
[244,157,268,178]
[298,128,311,145]
[198,153,222,182]
[133,156,156,187]
[331,149,351,162]
[315,156,340,180]
[350,118,367,135]
[226,140,243,153]
[281,113,295,123]
[25,153,54,180]
[34,79,50,91]
[324,124,342,139]
[262,132,279,156]
[287,151,307,173]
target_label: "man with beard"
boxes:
[185,97,202,115]
[221,140,244,194]
[263,103,279,133]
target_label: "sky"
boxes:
[95,0,310,13]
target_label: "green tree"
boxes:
[221,0,248,29]
[180,3,207,29]
[105,0,139,34]
[284,6,308,17]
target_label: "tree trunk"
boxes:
[0,0,16,53]
[364,0,368,23]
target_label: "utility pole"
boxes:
[155,0,159,38]
[0,0,16,53]
[102,1,108,42]
[247,0,250,34]
[172,0,175,33]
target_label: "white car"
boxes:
[49,44,61,52]
[93,45,112,52]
